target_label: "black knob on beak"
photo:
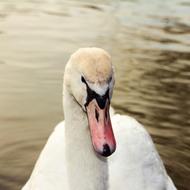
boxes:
[96,96,107,109]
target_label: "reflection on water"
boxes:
[0,0,189,189]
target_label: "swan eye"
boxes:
[81,76,86,83]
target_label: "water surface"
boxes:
[0,0,189,189]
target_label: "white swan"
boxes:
[22,48,177,190]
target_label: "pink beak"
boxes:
[86,99,116,157]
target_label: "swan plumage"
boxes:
[22,48,176,190]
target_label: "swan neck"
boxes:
[63,86,108,190]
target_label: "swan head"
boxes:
[64,47,116,157]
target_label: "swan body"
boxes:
[22,48,176,190]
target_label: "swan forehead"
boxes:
[70,47,113,83]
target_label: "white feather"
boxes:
[22,48,177,190]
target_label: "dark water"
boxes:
[0,0,189,189]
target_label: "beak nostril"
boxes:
[95,109,99,122]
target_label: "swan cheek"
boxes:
[86,99,116,157]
